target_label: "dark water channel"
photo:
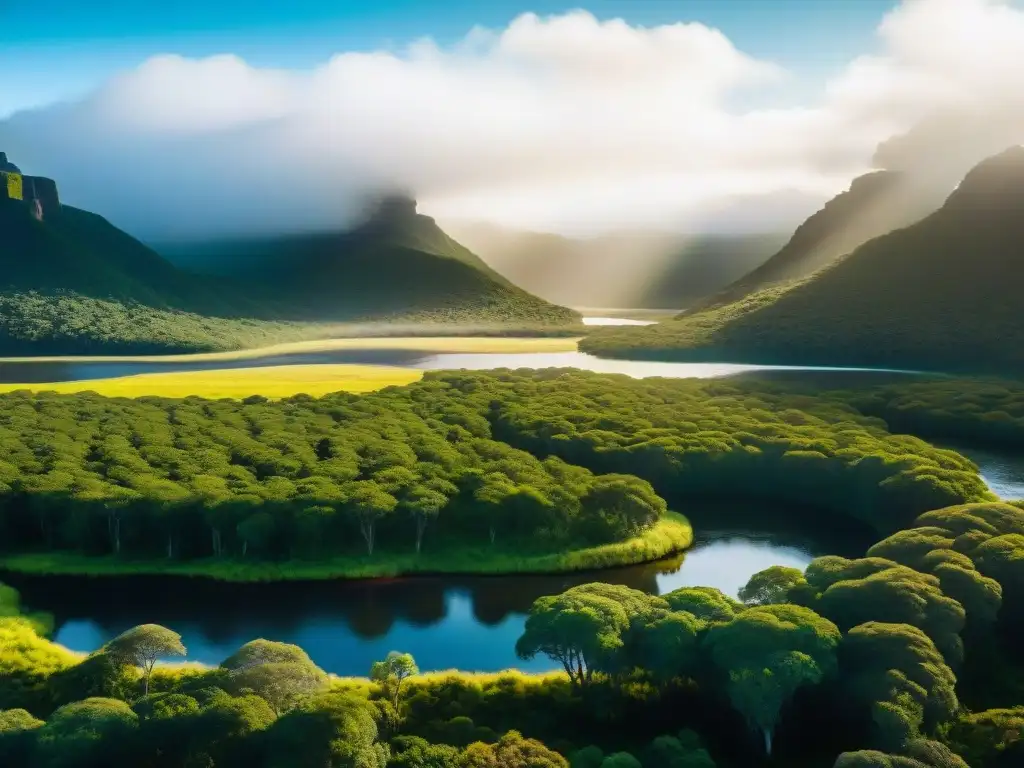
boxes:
[3,505,873,676]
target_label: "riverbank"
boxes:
[0,513,692,583]
[0,334,582,365]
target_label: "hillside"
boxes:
[0,189,579,354]
[692,169,949,309]
[581,146,1024,376]
[444,221,787,309]
[162,196,581,329]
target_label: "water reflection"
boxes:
[3,506,873,675]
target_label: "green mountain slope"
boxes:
[582,146,1024,375]
[0,190,578,355]
[169,196,580,327]
[692,170,948,310]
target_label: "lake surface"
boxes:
[0,349,922,385]
[581,316,657,326]
[5,506,870,675]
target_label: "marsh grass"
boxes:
[0,513,692,583]
[0,364,423,399]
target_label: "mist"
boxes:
[2,0,1024,250]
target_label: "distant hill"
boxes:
[164,196,580,329]
[581,147,1024,376]
[692,170,949,310]
[442,222,787,309]
[0,188,579,355]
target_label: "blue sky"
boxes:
[1,0,898,118]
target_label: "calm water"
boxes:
[5,509,865,675]
[581,317,657,326]
[937,442,1024,500]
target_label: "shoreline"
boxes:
[0,513,692,583]
[0,334,583,365]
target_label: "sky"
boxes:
[3,0,1024,239]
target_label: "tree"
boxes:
[370,651,419,709]
[663,587,744,624]
[601,754,642,768]
[346,481,398,555]
[807,558,967,666]
[740,566,812,606]
[222,640,328,717]
[104,624,186,696]
[516,584,664,686]
[642,733,717,768]
[404,487,447,553]
[840,622,958,748]
[390,735,462,768]
[703,604,840,755]
[262,692,389,768]
[33,697,139,768]
[461,730,568,768]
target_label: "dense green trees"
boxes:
[0,369,993,577]
[2,370,1024,766]
[0,385,674,567]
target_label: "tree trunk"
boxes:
[114,517,121,555]
[489,526,496,545]
[242,539,248,557]
[763,728,773,756]
[166,536,173,559]
[415,518,427,553]
[361,521,375,555]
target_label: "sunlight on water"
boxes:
[581,316,657,326]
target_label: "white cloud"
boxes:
[2,1,1024,240]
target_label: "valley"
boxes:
[3,7,1024,760]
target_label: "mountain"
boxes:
[693,169,950,309]
[0,176,578,355]
[442,222,787,309]
[581,147,1024,376]
[166,196,580,328]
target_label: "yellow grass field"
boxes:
[0,335,581,364]
[0,364,423,399]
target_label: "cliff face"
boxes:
[0,153,61,219]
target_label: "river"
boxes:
[4,506,873,675]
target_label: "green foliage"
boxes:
[221,640,328,716]
[841,622,958,748]
[262,691,389,768]
[703,604,840,754]
[32,696,139,768]
[0,196,579,355]
[0,381,683,571]
[945,707,1024,767]
[103,623,186,696]
[370,651,420,709]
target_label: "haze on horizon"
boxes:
[3,0,1024,292]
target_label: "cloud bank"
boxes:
[2,0,1024,240]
